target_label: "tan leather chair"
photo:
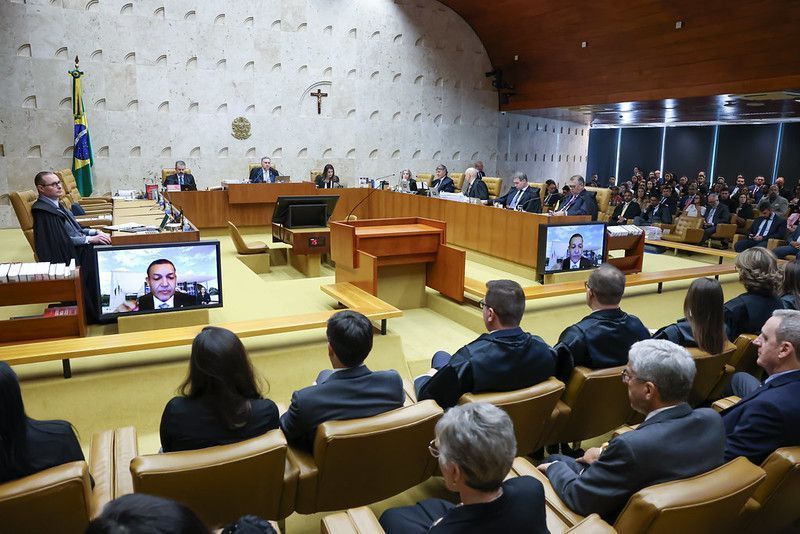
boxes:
[288,400,443,513]
[9,190,39,255]
[482,176,503,199]
[458,377,565,455]
[450,172,464,192]
[687,343,735,406]
[310,169,323,182]
[530,181,548,208]
[741,447,800,533]
[161,167,192,185]
[249,163,261,173]
[228,221,268,254]
[116,427,297,524]
[512,456,765,533]
[708,334,760,399]
[586,186,611,216]
[56,168,112,208]
[709,222,737,246]
[0,429,114,533]
[415,173,433,187]
[661,216,705,244]
[546,365,633,447]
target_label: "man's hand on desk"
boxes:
[89,232,112,245]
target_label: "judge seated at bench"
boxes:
[248,156,280,183]
[315,164,340,188]
[117,259,195,312]
[490,172,541,212]
[461,167,489,201]
[163,161,197,191]
[551,175,598,220]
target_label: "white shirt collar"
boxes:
[154,295,174,309]
[645,404,680,421]
[42,195,60,208]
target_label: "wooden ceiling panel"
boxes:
[439,0,800,110]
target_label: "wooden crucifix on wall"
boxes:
[310,88,328,115]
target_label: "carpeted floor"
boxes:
[0,225,744,532]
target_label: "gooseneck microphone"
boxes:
[345,173,395,221]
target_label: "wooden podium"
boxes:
[330,217,465,307]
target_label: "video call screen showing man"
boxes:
[542,223,606,273]
[95,242,222,318]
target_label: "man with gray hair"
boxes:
[461,167,489,201]
[163,160,196,190]
[538,339,726,523]
[380,403,548,533]
[699,192,731,245]
[552,174,598,220]
[248,156,280,183]
[722,309,800,464]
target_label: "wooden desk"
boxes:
[271,224,331,277]
[331,217,465,305]
[110,199,200,245]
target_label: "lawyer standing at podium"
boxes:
[163,161,197,191]
[315,164,340,188]
[249,156,280,183]
[491,172,541,212]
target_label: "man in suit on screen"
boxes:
[562,233,593,270]
[136,259,196,310]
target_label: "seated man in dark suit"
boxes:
[609,190,641,225]
[699,193,731,244]
[555,264,650,380]
[248,156,280,183]
[461,167,489,201]
[163,160,197,191]
[538,339,726,523]
[415,279,556,409]
[491,172,541,212]
[135,259,196,310]
[734,201,787,252]
[431,164,455,193]
[633,194,672,226]
[552,175,598,220]
[280,310,405,453]
[771,223,800,260]
[722,310,800,464]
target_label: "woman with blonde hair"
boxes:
[397,169,417,193]
[723,247,784,341]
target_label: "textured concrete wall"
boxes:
[496,113,590,190]
[0,0,509,226]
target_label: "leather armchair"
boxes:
[161,168,192,185]
[415,173,433,187]
[529,182,549,211]
[712,395,741,413]
[482,176,503,199]
[545,365,634,447]
[710,222,737,244]
[450,172,464,192]
[459,377,565,455]
[55,169,112,205]
[115,427,298,525]
[661,216,705,244]
[9,190,39,256]
[686,344,735,406]
[742,446,800,533]
[708,334,760,400]
[310,169,322,182]
[287,401,443,514]
[0,429,114,533]
[586,186,612,216]
[228,221,268,254]
[511,456,765,533]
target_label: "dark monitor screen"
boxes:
[94,240,223,320]
[272,195,338,228]
[537,222,607,275]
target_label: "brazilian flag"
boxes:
[70,61,94,196]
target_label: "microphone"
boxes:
[516,196,540,213]
[345,174,395,221]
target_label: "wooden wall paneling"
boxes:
[427,244,467,303]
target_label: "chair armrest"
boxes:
[566,514,616,533]
[767,239,787,250]
[712,395,741,413]
[113,426,138,497]
[89,429,115,517]
[287,446,319,513]
[712,223,737,240]
[683,228,705,244]
[511,457,585,528]
[402,377,418,405]
[611,424,638,438]
[321,507,385,534]
[279,455,299,520]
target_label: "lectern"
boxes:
[330,217,465,306]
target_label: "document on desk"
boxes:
[102,222,150,231]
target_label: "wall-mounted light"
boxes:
[675,21,683,29]
[581,41,587,48]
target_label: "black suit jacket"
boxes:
[279,366,405,453]
[561,190,599,220]
[722,370,800,465]
[562,256,594,271]
[495,186,541,212]
[555,308,650,381]
[164,173,197,191]
[546,403,725,522]
[723,291,786,342]
[137,291,197,310]
[610,201,641,224]
[249,167,279,183]
[31,199,80,264]
[432,176,455,193]
[703,203,730,226]
[462,178,489,201]
[315,175,340,188]
[748,214,786,240]
[543,192,562,208]
[1,419,84,483]
[417,327,556,409]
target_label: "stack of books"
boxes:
[0,259,77,283]
[606,225,644,237]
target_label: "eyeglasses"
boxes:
[41,180,61,188]
[428,439,440,458]
[621,368,647,383]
